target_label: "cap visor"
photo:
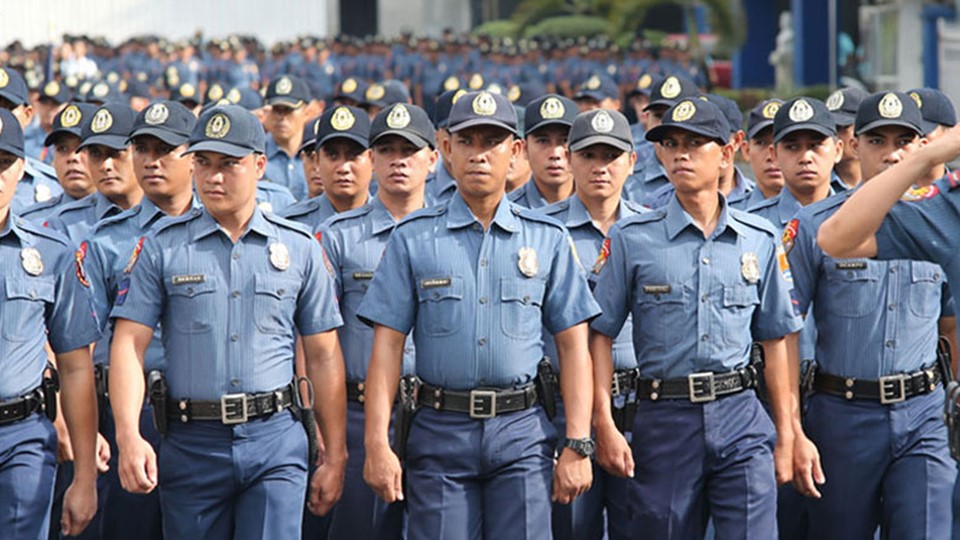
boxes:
[525,119,573,135]
[574,91,604,102]
[448,117,517,135]
[831,112,856,127]
[43,128,81,148]
[643,99,674,112]
[266,97,305,108]
[746,121,774,140]
[316,132,369,150]
[370,130,432,149]
[79,134,129,150]
[182,140,254,157]
[920,119,940,136]
[0,142,25,159]
[0,90,26,106]
[127,127,190,147]
[297,138,318,154]
[569,134,632,153]
[855,119,922,137]
[646,124,725,145]
[773,124,835,143]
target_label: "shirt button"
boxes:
[478,337,487,346]
[888,303,896,311]
[231,334,240,342]
[277,289,285,296]
[889,266,897,273]
[480,258,488,267]
[701,294,708,303]
[232,252,240,261]
[701,257,710,265]
[230,379,240,387]
[701,334,709,342]
[885,340,895,348]
[232,290,241,298]
[479,296,488,304]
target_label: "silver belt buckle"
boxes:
[879,375,906,404]
[220,393,249,424]
[688,372,716,403]
[469,390,497,419]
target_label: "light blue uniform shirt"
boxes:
[264,134,308,201]
[11,158,62,214]
[644,167,756,211]
[45,192,123,245]
[591,194,803,379]
[508,178,550,210]
[319,197,416,381]
[357,192,601,390]
[424,164,457,207]
[540,195,643,371]
[110,207,343,400]
[20,192,80,223]
[279,194,340,230]
[0,214,101,400]
[255,181,297,214]
[789,192,951,379]
[622,155,669,204]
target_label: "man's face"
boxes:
[51,134,94,199]
[836,124,859,163]
[0,151,25,213]
[641,105,668,132]
[370,135,437,198]
[741,128,783,194]
[443,125,520,200]
[300,148,324,199]
[656,129,731,195]
[267,104,307,141]
[132,136,194,200]
[773,131,842,195]
[525,125,572,188]
[317,139,372,200]
[84,144,139,200]
[36,98,66,133]
[192,151,265,215]
[570,143,636,201]
[855,126,922,181]
[0,98,34,130]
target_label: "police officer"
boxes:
[35,80,73,164]
[825,87,867,192]
[280,105,372,228]
[0,107,101,538]
[264,75,312,200]
[45,103,143,244]
[572,74,621,113]
[358,91,600,539]
[508,94,577,210]
[589,98,809,539]
[788,91,954,539]
[316,102,437,540]
[108,104,348,539]
[82,100,201,540]
[0,67,63,212]
[21,103,99,222]
[908,87,957,185]
[741,99,785,208]
[423,88,465,206]
[540,108,644,540]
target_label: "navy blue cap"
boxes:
[646,99,730,145]
[524,94,577,135]
[129,101,197,146]
[265,75,311,108]
[170,83,201,106]
[315,105,370,149]
[185,105,266,157]
[0,68,29,106]
[39,79,72,104]
[298,115,322,154]
[364,80,410,109]
[87,80,127,105]
[645,74,699,110]
[370,103,435,149]
[436,75,462,96]
[0,108,25,158]
[773,97,836,143]
[627,73,661,98]
[574,74,619,102]
[205,83,227,103]
[703,94,742,136]
[124,78,152,99]
[746,99,783,139]
[447,91,518,135]
[825,87,868,127]
[79,103,137,150]
[334,78,368,104]
[434,89,467,129]
[226,87,264,111]
[855,91,923,137]
[507,81,547,108]
[569,109,633,153]
[907,88,957,134]
[43,103,98,147]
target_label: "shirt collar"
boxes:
[264,134,292,160]
[369,197,398,235]
[94,192,122,221]
[565,195,593,228]
[775,188,805,225]
[726,168,754,203]
[136,195,202,229]
[0,214,32,246]
[434,164,457,196]
[520,179,548,208]
[445,191,519,233]
[665,192,744,240]
[194,206,275,241]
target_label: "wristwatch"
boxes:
[562,437,596,458]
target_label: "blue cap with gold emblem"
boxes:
[40,79,72,104]
[434,88,467,129]
[79,102,137,150]
[184,104,266,157]
[746,99,783,139]
[43,103,98,147]
[825,87,868,127]
[569,109,634,152]
[646,98,730,145]
[447,91,518,135]
[906,88,957,135]
[855,91,923,137]
[0,108,25,158]
[574,74,619,102]
[0,68,29,106]
[773,97,836,143]
[644,74,699,111]
[370,103,435,149]
[265,74,311,109]
[524,94,577,135]
[315,105,370,149]
[128,100,197,146]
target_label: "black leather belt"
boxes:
[346,380,366,403]
[167,386,294,425]
[0,388,43,426]
[418,383,538,419]
[635,367,759,403]
[813,367,941,404]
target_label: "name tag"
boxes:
[642,285,671,294]
[171,274,206,285]
[353,271,374,281]
[835,261,867,271]
[420,277,452,289]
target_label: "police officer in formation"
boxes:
[4,31,960,540]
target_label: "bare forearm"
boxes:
[109,321,151,446]
[364,327,404,449]
[304,334,347,463]
[556,324,593,439]
[57,349,98,484]
[762,336,798,442]
[588,331,616,430]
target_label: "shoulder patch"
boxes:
[75,241,90,287]
[781,219,799,254]
[776,244,793,283]
[900,184,939,202]
[124,237,145,274]
[592,237,611,274]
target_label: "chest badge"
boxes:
[518,247,539,277]
[741,252,760,284]
[21,247,44,276]
[269,242,290,271]
[35,184,52,203]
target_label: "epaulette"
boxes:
[53,194,97,215]
[397,204,446,226]
[25,157,57,181]
[540,198,570,216]
[278,197,319,219]
[622,199,647,214]
[263,211,314,239]
[14,216,71,246]
[745,193,779,213]
[153,207,202,234]
[728,208,780,238]
[325,202,374,227]
[90,204,141,235]
[619,209,666,228]
[507,188,525,203]
[803,191,850,218]
[513,205,565,230]
[20,195,61,217]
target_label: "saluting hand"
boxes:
[552,448,593,505]
[364,443,404,503]
[117,434,157,494]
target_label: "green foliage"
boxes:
[473,20,520,38]
[522,15,613,39]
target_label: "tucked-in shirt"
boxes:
[357,192,601,390]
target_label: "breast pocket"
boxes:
[3,277,55,341]
[635,286,686,352]
[167,279,219,334]
[721,285,760,347]
[416,277,464,337]
[908,262,943,319]
[342,269,374,328]
[500,277,546,340]
[824,262,880,318]
[254,275,300,334]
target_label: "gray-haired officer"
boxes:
[589,98,810,539]
[316,102,437,539]
[280,105,372,228]
[0,107,102,538]
[540,108,644,540]
[508,95,577,210]
[359,91,600,539]
[108,104,348,539]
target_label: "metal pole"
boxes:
[829,0,837,89]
